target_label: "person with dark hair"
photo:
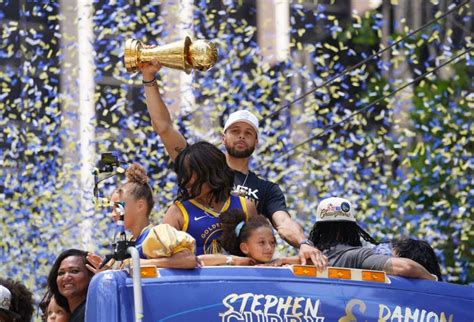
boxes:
[39,292,70,322]
[110,162,156,256]
[139,61,328,269]
[308,197,438,280]
[0,285,18,322]
[220,209,273,259]
[163,141,258,255]
[199,209,302,266]
[392,238,442,281]
[0,278,34,322]
[47,249,93,322]
[0,279,34,322]
[87,163,197,270]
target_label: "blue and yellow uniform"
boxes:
[175,195,248,255]
[132,224,153,259]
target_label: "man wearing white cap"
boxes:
[308,197,438,280]
[140,61,328,269]
[0,285,20,322]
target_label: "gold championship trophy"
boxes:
[124,36,218,74]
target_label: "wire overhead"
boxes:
[258,47,472,168]
[260,0,470,122]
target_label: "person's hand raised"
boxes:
[86,253,115,274]
[138,54,162,81]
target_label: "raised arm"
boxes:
[140,59,187,161]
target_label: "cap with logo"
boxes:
[0,285,20,320]
[316,197,355,223]
[223,110,259,136]
[315,197,378,245]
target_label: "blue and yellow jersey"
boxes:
[132,224,153,259]
[175,195,248,255]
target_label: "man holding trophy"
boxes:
[125,37,328,269]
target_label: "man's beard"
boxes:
[225,143,255,158]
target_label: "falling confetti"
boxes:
[0,0,472,311]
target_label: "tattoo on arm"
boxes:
[174,146,184,153]
[383,258,394,274]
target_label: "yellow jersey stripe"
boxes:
[175,201,189,232]
[239,196,249,220]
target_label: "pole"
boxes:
[127,246,144,322]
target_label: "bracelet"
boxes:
[298,239,314,248]
[142,78,157,87]
[225,256,233,265]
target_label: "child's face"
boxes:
[47,297,69,322]
[240,226,276,263]
[110,190,140,230]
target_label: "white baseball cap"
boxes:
[0,285,20,320]
[316,197,355,222]
[223,110,259,136]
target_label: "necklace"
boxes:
[237,172,249,197]
[193,197,228,215]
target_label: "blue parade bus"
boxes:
[85,264,473,322]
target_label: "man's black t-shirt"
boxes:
[232,170,288,220]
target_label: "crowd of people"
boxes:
[0,59,442,322]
